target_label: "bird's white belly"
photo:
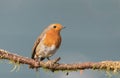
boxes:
[39,44,57,58]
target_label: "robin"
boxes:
[31,23,64,69]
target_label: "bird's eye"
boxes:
[53,26,56,28]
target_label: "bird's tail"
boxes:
[29,57,45,71]
[29,66,38,71]
[29,58,39,71]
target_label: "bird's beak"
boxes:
[62,26,66,29]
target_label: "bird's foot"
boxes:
[46,57,61,72]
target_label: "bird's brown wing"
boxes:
[31,27,49,59]
[31,35,41,59]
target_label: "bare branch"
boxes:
[0,49,120,72]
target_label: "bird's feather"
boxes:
[31,27,50,59]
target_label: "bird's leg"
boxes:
[46,57,55,72]
[40,57,45,61]
[47,57,50,60]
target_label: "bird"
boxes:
[31,23,64,65]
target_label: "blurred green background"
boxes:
[0,0,120,78]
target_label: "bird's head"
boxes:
[48,23,65,32]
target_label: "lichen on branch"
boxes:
[0,49,120,73]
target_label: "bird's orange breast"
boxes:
[43,29,61,48]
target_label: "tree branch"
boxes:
[0,49,120,72]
